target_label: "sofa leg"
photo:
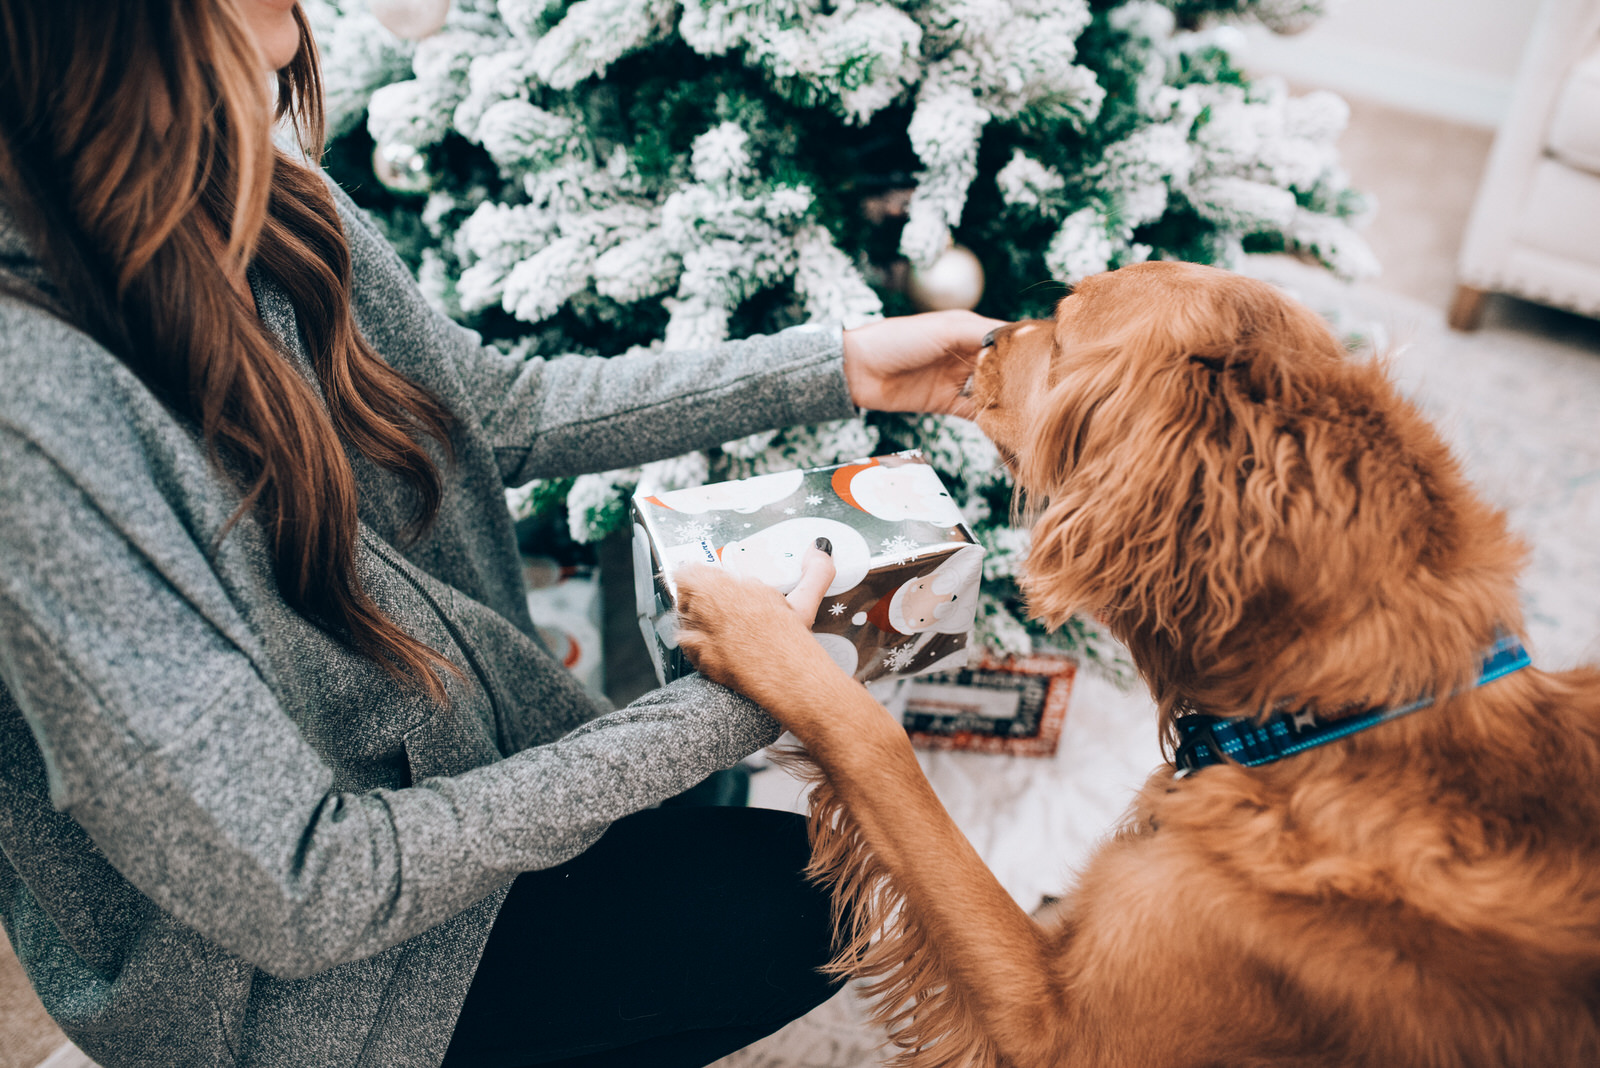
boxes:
[1448,284,1489,331]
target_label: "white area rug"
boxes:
[719,258,1600,1068]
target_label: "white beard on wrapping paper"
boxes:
[868,544,983,636]
[864,543,985,675]
[811,633,863,677]
[642,469,804,514]
[716,518,871,596]
[831,458,963,526]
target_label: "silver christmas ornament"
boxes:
[369,0,451,41]
[906,243,985,312]
[372,140,432,194]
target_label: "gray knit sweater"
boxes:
[0,180,856,1067]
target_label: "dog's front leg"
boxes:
[674,565,1075,1065]
[792,678,1075,1068]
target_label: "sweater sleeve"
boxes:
[0,426,780,981]
[329,180,861,486]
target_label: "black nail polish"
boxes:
[814,537,833,555]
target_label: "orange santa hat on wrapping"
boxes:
[830,458,879,514]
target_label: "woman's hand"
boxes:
[675,542,844,723]
[781,539,838,623]
[842,310,1007,420]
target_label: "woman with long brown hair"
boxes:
[0,3,999,1066]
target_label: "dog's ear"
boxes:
[1020,352,1253,625]
[1016,330,1306,713]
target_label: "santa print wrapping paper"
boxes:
[632,451,985,686]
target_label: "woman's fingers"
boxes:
[842,311,1008,414]
[784,540,837,624]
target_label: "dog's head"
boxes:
[971,261,1523,723]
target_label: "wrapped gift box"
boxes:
[886,652,1076,757]
[632,451,985,687]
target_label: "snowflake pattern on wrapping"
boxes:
[829,602,848,616]
[882,645,918,672]
[678,519,717,542]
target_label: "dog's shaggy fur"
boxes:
[677,261,1600,1067]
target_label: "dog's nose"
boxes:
[981,329,997,349]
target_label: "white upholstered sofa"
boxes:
[1452,0,1600,329]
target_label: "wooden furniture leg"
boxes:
[1448,284,1490,331]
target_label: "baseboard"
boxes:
[1240,28,1514,129]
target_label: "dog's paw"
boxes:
[674,564,823,699]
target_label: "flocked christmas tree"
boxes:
[305,0,1375,673]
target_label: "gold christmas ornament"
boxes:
[370,0,451,40]
[906,243,985,311]
[372,140,432,194]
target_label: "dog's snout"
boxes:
[981,329,997,349]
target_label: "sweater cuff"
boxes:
[766,322,860,427]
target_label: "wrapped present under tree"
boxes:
[633,452,983,686]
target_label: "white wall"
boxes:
[1240,0,1545,127]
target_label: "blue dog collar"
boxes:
[1173,634,1531,775]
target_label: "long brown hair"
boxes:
[0,1,462,701]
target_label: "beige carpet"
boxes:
[1334,96,1496,310]
[7,96,1599,1068]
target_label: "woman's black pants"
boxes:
[442,805,841,1068]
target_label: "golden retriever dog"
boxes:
[676,261,1600,1067]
